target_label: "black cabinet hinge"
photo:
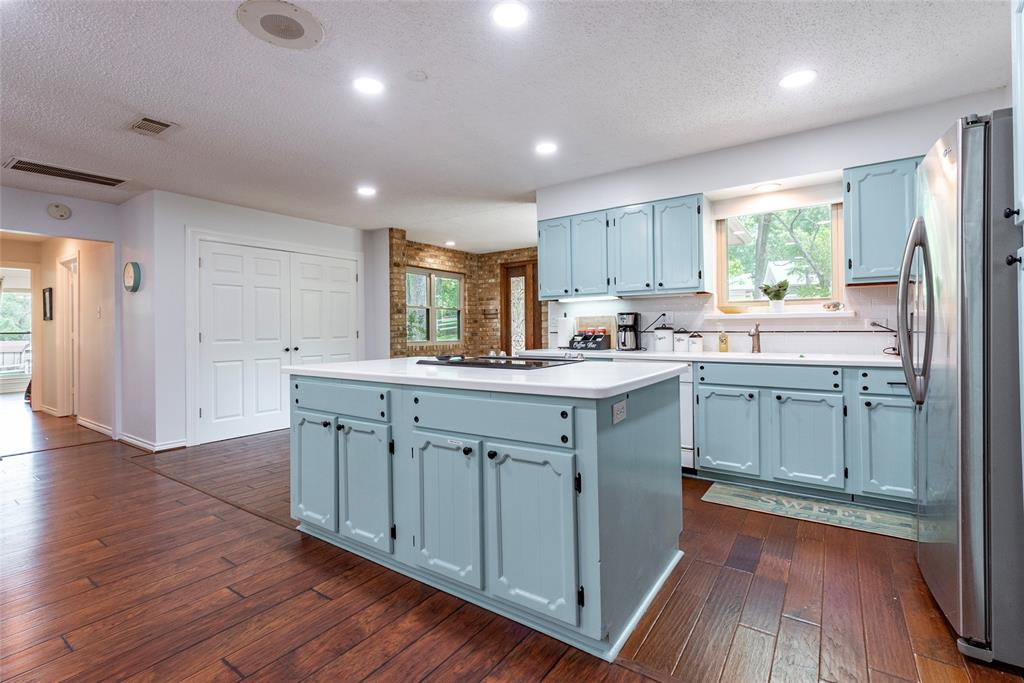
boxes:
[697,269,702,280]
[843,405,847,417]
[607,277,610,285]
[696,446,700,459]
[606,218,609,227]
[846,181,851,192]
[577,585,585,607]
[844,467,849,479]
[575,472,582,493]
[389,439,395,454]
[695,394,700,405]
[390,525,397,539]
[848,258,853,270]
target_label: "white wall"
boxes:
[537,88,1010,219]
[118,192,155,447]
[362,228,391,359]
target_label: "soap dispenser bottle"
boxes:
[718,329,729,353]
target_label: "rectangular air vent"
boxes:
[130,116,176,137]
[2,158,126,187]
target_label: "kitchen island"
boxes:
[283,357,686,660]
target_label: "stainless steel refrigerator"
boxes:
[897,108,1024,666]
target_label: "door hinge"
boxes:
[388,439,395,455]
[390,525,397,539]
[843,405,847,417]
[199,407,202,418]
[198,256,202,268]
[356,330,360,339]
[697,204,701,215]
[847,258,853,270]
[198,332,202,343]
[697,269,702,280]
[355,273,359,282]
[844,467,849,479]
[846,181,851,192]
[575,472,582,493]
[577,585,585,607]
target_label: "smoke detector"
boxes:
[236,0,323,49]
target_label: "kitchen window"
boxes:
[716,202,843,309]
[406,268,463,343]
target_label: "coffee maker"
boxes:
[616,312,640,351]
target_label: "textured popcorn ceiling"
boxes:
[0,1,1010,252]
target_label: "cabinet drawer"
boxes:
[293,378,391,422]
[694,363,842,392]
[854,368,910,396]
[408,391,575,448]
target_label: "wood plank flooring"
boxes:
[0,393,110,458]
[1,408,1021,682]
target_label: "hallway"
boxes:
[0,392,109,458]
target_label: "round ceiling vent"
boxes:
[236,0,324,49]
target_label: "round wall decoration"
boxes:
[123,261,141,292]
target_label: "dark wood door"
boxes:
[500,261,542,354]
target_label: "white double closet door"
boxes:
[197,241,358,444]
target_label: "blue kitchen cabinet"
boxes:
[337,418,394,553]
[484,441,579,626]
[291,409,338,532]
[767,390,846,490]
[569,211,608,296]
[608,204,654,295]
[654,195,703,292]
[538,217,572,299]
[856,395,916,500]
[412,430,484,589]
[695,386,761,475]
[844,157,922,283]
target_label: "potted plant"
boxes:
[760,280,789,313]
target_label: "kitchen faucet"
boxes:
[748,322,761,353]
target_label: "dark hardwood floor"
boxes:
[1,408,1021,682]
[0,392,110,458]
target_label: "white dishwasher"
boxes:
[610,358,694,469]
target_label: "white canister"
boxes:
[652,324,674,352]
[673,329,689,351]
[687,332,704,353]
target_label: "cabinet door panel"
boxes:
[844,158,920,283]
[569,211,608,295]
[538,218,572,298]
[654,195,702,292]
[858,396,916,499]
[610,205,654,294]
[696,386,760,475]
[291,409,338,532]
[768,391,845,490]
[412,430,483,588]
[485,442,579,626]
[337,419,393,552]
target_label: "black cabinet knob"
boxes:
[658,282,664,287]
[748,393,754,399]
[561,435,569,443]
[462,446,473,456]
[487,450,498,459]
[560,410,568,419]
[283,347,290,352]
[1005,207,1021,219]
[645,282,651,288]
[336,423,345,431]
[775,395,781,400]
[865,401,873,407]
[1006,254,1022,266]
[321,420,331,428]
[294,346,299,351]
[574,288,579,292]
[564,289,569,293]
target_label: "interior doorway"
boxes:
[58,255,80,416]
[0,267,33,400]
[500,260,542,355]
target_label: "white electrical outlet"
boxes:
[659,311,674,326]
[612,400,627,424]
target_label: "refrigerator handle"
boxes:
[897,216,934,405]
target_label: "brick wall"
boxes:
[388,228,548,358]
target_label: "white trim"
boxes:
[0,259,40,412]
[40,404,59,416]
[704,309,857,321]
[76,416,112,436]
[55,252,80,417]
[118,432,186,453]
[184,225,365,447]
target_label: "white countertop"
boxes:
[517,348,903,368]
[283,357,687,399]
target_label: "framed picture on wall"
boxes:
[42,287,53,321]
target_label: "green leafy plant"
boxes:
[759,280,789,301]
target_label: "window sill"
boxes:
[704,309,856,321]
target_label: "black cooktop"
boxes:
[416,356,583,370]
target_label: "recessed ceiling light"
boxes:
[753,183,781,193]
[779,69,817,89]
[353,77,385,95]
[445,240,456,247]
[535,141,558,156]
[491,1,528,28]
[356,185,377,197]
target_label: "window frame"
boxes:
[405,267,464,344]
[715,201,844,312]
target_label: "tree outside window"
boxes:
[406,268,463,343]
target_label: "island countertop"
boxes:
[283,356,687,399]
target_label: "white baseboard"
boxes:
[40,404,60,417]
[118,433,186,453]
[154,439,186,452]
[76,416,112,437]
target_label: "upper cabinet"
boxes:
[569,211,609,296]
[538,217,572,299]
[1012,0,1024,226]
[540,193,704,300]
[653,195,703,293]
[843,157,922,284]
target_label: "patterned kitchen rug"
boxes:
[701,482,917,540]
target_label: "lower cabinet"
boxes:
[291,409,338,532]
[412,430,484,589]
[856,395,916,499]
[768,391,846,490]
[696,386,760,475]
[337,418,394,553]
[484,442,579,626]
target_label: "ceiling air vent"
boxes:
[129,116,176,137]
[2,158,126,187]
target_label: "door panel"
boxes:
[338,419,393,553]
[696,386,760,475]
[538,218,572,298]
[844,158,920,283]
[857,396,915,499]
[412,431,483,588]
[654,195,702,292]
[290,253,358,365]
[291,409,338,532]
[484,442,579,626]
[610,204,654,294]
[198,241,291,443]
[768,390,845,490]
[569,211,608,295]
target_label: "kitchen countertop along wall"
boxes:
[518,348,902,368]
